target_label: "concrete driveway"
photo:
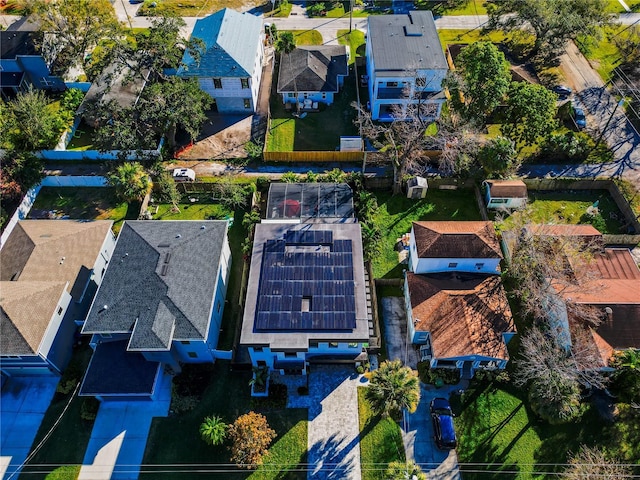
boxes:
[381,296,418,369]
[0,376,59,480]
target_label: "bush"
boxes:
[171,390,199,414]
[539,131,591,162]
[244,140,263,160]
[472,369,510,385]
[173,364,214,397]
[417,362,461,385]
[307,2,326,16]
[154,171,180,204]
[281,171,299,183]
[56,378,78,395]
[256,176,270,192]
[80,397,100,421]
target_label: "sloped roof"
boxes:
[412,221,502,259]
[407,273,515,360]
[0,281,68,355]
[0,220,113,298]
[530,224,602,238]
[367,11,448,72]
[485,180,527,198]
[82,221,228,350]
[565,248,640,304]
[0,31,40,59]
[277,46,348,93]
[177,8,262,78]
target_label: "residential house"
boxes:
[0,220,115,376]
[1,31,65,99]
[404,272,516,375]
[177,8,263,113]
[365,11,448,121]
[408,221,502,275]
[80,221,231,401]
[482,180,528,210]
[240,184,370,375]
[277,45,348,108]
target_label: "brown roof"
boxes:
[406,273,515,360]
[0,220,113,298]
[593,304,640,350]
[566,248,640,304]
[485,180,527,198]
[412,221,502,259]
[0,281,68,355]
[530,224,603,238]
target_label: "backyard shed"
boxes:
[483,180,527,209]
[407,176,428,199]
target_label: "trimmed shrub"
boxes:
[80,397,100,421]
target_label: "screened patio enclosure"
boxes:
[266,183,355,221]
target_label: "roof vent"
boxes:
[99,305,108,313]
[59,257,65,265]
[201,225,206,229]
[176,234,182,239]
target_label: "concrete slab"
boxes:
[307,365,364,480]
[381,296,419,369]
[78,432,125,480]
[0,376,58,480]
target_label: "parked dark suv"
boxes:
[430,397,457,449]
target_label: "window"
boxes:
[102,333,112,339]
[57,306,63,315]
[321,92,327,99]
[448,262,458,268]
[187,352,198,358]
[475,263,485,269]
[416,77,427,87]
[253,346,264,352]
[329,342,339,348]
[243,98,251,109]
[348,342,359,348]
[241,78,249,89]
[287,93,295,98]
[309,341,319,349]
[490,198,508,204]
[213,78,222,89]
[217,302,221,313]
[181,340,191,345]
[387,81,398,87]
[257,360,267,367]
[284,352,297,358]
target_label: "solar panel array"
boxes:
[255,230,357,331]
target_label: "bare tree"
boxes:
[562,445,632,480]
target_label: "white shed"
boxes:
[172,168,196,182]
[407,176,428,199]
[483,180,527,209]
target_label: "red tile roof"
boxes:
[530,224,602,238]
[406,273,515,360]
[485,180,527,198]
[412,221,502,259]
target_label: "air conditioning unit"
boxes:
[406,176,428,199]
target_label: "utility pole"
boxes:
[349,0,353,32]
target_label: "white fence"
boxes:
[0,176,108,249]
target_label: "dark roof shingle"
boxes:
[412,221,502,259]
[277,46,348,93]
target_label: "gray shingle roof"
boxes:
[277,46,348,93]
[177,8,262,78]
[82,221,228,350]
[367,11,448,72]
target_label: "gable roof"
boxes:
[0,281,68,355]
[412,221,502,259]
[277,46,348,93]
[407,273,515,360]
[529,224,602,239]
[81,221,228,350]
[0,220,113,298]
[0,31,40,59]
[485,180,527,198]
[367,11,448,73]
[177,8,262,78]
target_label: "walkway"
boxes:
[78,372,171,480]
[0,376,59,480]
[305,365,365,480]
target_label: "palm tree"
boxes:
[385,460,426,480]
[366,360,420,418]
[106,162,152,203]
[199,415,227,446]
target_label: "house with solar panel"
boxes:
[176,8,264,113]
[0,220,115,377]
[79,221,231,401]
[240,184,371,376]
[365,11,448,121]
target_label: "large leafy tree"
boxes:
[562,445,632,480]
[485,0,613,64]
[32,0,121,75]
[501,82,557,148]
[106,162,152,203]
[610,349,640,405]
[228,412,276,469]
[447,42,511,123]
[478,136,520,178]
[365,360,420,419]
[2,88,65,151]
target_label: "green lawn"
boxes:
[578,25,631,81]
[338,29,366,65]
[137,0,257,16]
[454,381,639,479]
[501,190,626,234]
[66,122,96,151]
[266,66,360,151]
[269,1,292,17]
[150,197,232,221]
[371,189,482,279]
[28,187,135,235]
[143,364,308,479]
[284,30,324,46]
[22,346,95,479]
[415,0,488,15]
[437,29,507,48]
[358,388,405,480]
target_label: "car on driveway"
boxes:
[430,397,457,449]
[573,107,587,129]
[553,85,573,99]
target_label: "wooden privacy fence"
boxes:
[263,150,364,162]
